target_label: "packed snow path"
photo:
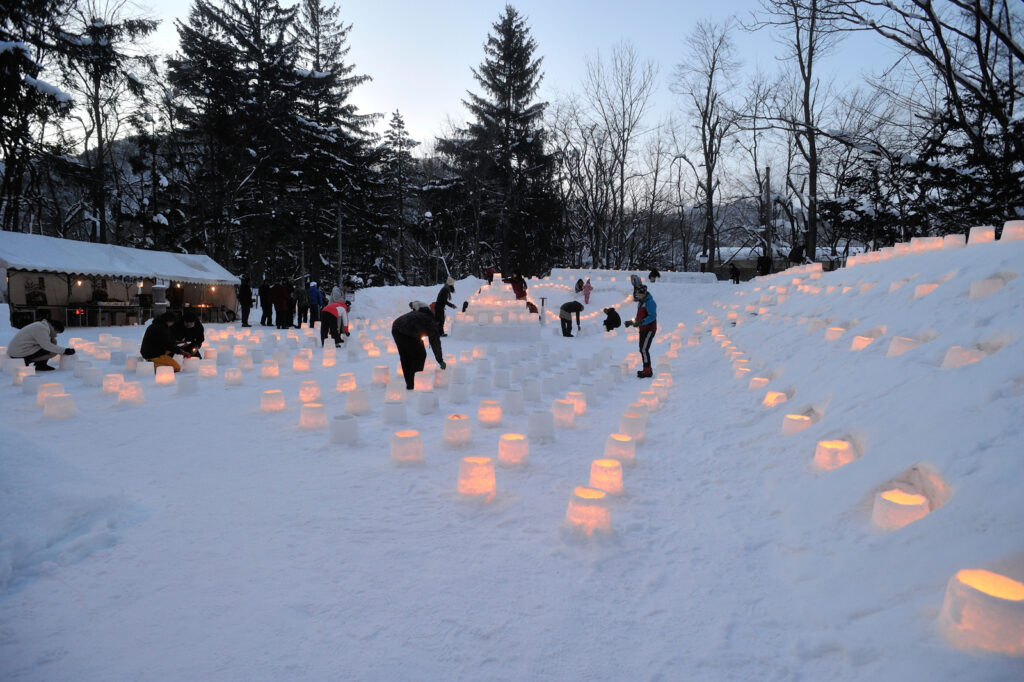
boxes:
[2,239,1023,680]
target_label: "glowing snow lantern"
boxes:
[781,413,813,436]
[261,389,286,412]
[651,380,670,402]
[102,373,125,395]
[292,354,310,372]
[749,376,770,391]
[656,372,674,388]
[850,335,875,351]
[385,378,409,402]
[333,373,356,393]
[813,439,857,471]
[458,456,496,500]
[824,326,847,341]
[198,360,218,378]
[233,344,247,358]
[155,365,176,386]
[564,391,587,416]
[941,345,986,369]
[414,371,434,391]
[444,413,472,446]
[117,381,145,406]
[293,380,320,403]
[261,359,279,378]
[637,390,659,412]
[322,353,336,368]
[1002,220,1024,241]
[135,360,155,377]
[371,365,390,386]
[619,412,646,442]
[871,488,930,530]
[43,393,76,419]
[224,368,243,386]
[35,382,64,407]
[497,433,529,467]
[968,225,995,245]
[589,458,623,495]
[552,399,575,428]
[886,336,923,357]
[299,402,328,429]
[390,429,424,464]
[604,433,636,466]
[939,568,1024,656]
[763,391,788,408]
[565,487,611,535]
[477,399,502,427]
[913,283,939,298]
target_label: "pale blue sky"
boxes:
[146,0,898,146]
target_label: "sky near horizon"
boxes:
[144,0,899,147]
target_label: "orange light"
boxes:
[443,413,472,446]
[850,335,875,351]
[781,413,812,435]
[260,360,279,378]
[565,486,611,535]
[43,393,76,419]
[497,433,529,467]
[292,355,310,372]
[390,429,424,464]
[261,389,286,412]
[565,391,586,415]
[871,488,930,530]
[155,365,176,385]
[941,345,986,369]
[604,433,636,466]
[763,391,788,407]
[913,283,938,298]
[637,391,660,412]
[813,439,857,470]
[458,456,496,500]
[336,373,357,392]
[940,568,1024,655]
[589,459,623,495]
[477,399,502,427]
[298,380,321,403]
[824,326,846,341]
[371,365,389,385]
[102,373,125,394]
[618,412,646,442]
[552,399,575,428]
[117,381,145,405]
[300,402,327,429]
[35,382,65,407]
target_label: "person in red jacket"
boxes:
[624,277,657,378]
[320,295,350,348]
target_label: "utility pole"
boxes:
[336,206,344,290]
[764,165,772,260]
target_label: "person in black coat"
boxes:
[173,309,206,358]
[434,277,456,336]
[602,307,621,332]
[729,263,740,284]
[559,300,584,337]
[141,312,180,371]
[239,276,253,327]
[391,302,447,390]
[258,280,273,326]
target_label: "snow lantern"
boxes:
[72,361,92,379]
[913,283,939,299]
[472,346,486,360]
[656,372,674,389]
[322,353,336,368]
[477,399,502,427]
[135,360,155,377]
[237,354,254,371]
[459,349,473,364]
[414,371,434,391]
[390,429,424,464]
[886,336,923,357]
[224,368,243,386]
[261,389,286,412]
[382,399,407,425]
[552,399,575,428]
[300,402,328,429]
[763,391,788,408]
[35,382,64,407]
[448,381,469,404]
[651,380,670,402]
[565,487,611,536]
[415,390,439,415]
[43,393,77,419]
[637,391,660,413]
[155,365,176,386]
[618,412,646,442]
[13,367,35,387]
[968,225,995,245]
[81,368,102,387]
[969,277,1007,299]
[195,360,215,378]
[497,433,529,467]
[527,411,555,443]
[941,345,986,369]
[781,413,813,436]
[871,488,930,530]
[176,373,199,395]
[1002,220,1024,241]
[291,354,310,372]
[371,365,390,386]
[443,413,472,446]
[565,391,587,416]
[939,568,1024,656]
[604,433,636,466]
[261,359,279,378]
[329,414,359,444]
[334,373,356,393]
[813,439,857,471]
[299,380,321,403]
[102,373,125,395]
[385,378,408,402]
[117,381,145,406]
[589,458,623,495]
[850,335,875,351]
[457,456,496,501]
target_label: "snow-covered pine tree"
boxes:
[380,110,419,280]
[438,5,560,276]
[293,0,379,287]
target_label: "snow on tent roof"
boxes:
[0,232,239,285]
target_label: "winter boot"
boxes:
[636,365,652,378]
[33,361,55,372]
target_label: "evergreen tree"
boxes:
[380,110,419,280]
[438,5,560,275]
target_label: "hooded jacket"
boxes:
[7,320,64,357]
[391,309,444,364]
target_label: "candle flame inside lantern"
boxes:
[261,360,279,378]
[871,487,931,530]
[300,403,327,429]
[155,365,176,385]
[589,458,623,495]
[749,376,770,390]
[102,373,124,394]
[497,433,529,467]
[781,413,813,435]
[390,429,424,464]
[292,355,310,372]
[813,439,857,470]
[261,389,286,412]
[299,380,321,403]
[763,391,788,407]
[444,413,472,446]
[477,400,502,427]
[940,568,1024,656]
[565,487,611,535]
[336,373,357,392]
[458,456,496,500]
[565,391,587,415]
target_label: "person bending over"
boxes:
[559,301,584,337]
[321,296,350,348]
[391,302,446,390]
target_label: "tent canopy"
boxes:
[0,231,239,285]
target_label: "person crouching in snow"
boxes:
[435,277,457,336]
[602,307,621,332]
[6,318,74,372]
[559,300,584,337]
[392,302,447,390]
[141,312,181,372]
[173,309,205,358]
[320,293,350,348]
[624,279,657,378]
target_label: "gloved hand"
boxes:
[624,320,633,328]
[63,348,76,355]
[344,330,351,336]
[439,360,447,370]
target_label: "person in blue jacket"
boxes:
[308,281,325,325]
[624,275,657,378]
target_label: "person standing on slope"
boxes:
[434,277,456,336]
[624,275,657,378]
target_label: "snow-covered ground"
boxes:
[2,241,1023,680]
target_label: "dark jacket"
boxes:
[173,319,205,350]
[258,283,272,308]
[559,300,584,324]
[141,321,177,359]
[391,309,444,363]
[239,284,253,307]
[308,286,325,308]
[603,308,621,330]
[435,284,455,313]
[271,283,287,311]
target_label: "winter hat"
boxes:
[632,284,648,301]
[446,277,455,287]
[310,281,317,288]
[410,300,430,311]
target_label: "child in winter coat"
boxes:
[624,275,657,377]
[602,307,621,332]
[582,278,594,304]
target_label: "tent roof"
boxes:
[0,232,239,285]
